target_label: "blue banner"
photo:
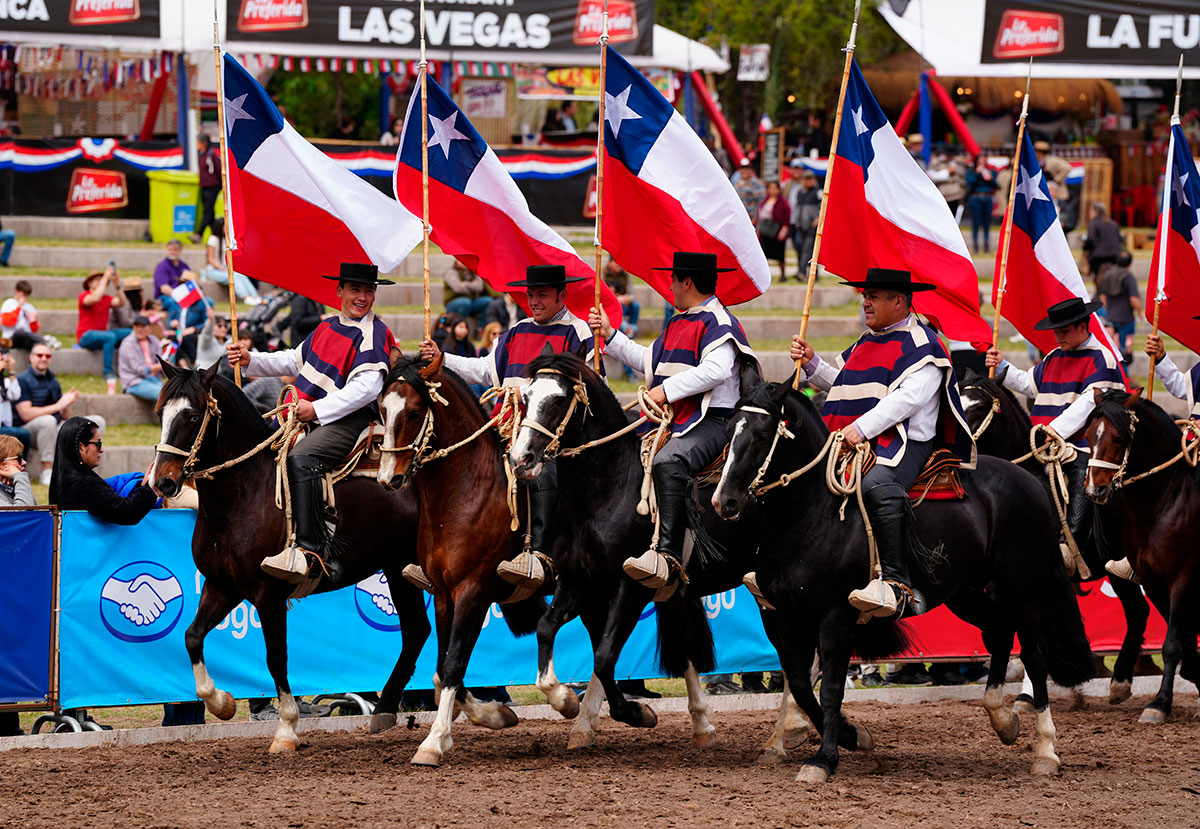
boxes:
[0,509,54,706]
[57,510,778,709]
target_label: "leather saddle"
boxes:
[289,421,386,481]
[907,447,966,502]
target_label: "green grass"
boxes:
[103,423,162,447]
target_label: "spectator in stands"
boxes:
[0,348,31,457]
[76,266,131,384]
[168,294,214,369]
[16,343,106,486]
[927,151,966,217]
[1084,202,1124,277]
[0,216,14,267]
[541,106,564,133]
[196,306,230,370]
[117,315,164,402]
[561,100,578,131]
[281,294,324,346]
[444,262,492,330]
[430,312,455,352]
[803,111,830,158]
[484,293,525,331]
[478,322,503,358]
[153,239,190,304]
[191,133,222,244]
[787,167,821,275]
[379,116,404,146]
[108,275,145,332]
[203,219,261,304]
[756,180,791,282]
[1096,251,1140,365]
[442,314,476,359]
[965,155,997,254]
[332,116,358,141]
[0,434,33,506]
[235,324,287,413]
[142,297,168,339]
[1,279,43,350]
[732,158,766,223]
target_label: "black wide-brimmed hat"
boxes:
[840,267,935,293]
[651,251,736,280]
[506,264,585,289]
[1034,297,1103,331]
[321,262,395,286]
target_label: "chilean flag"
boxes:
[1146,121,1200,353]
[221,53,423,306]
[601,47,769,306]
[393,73,622,325]
[170,279,204,309]
[995,134,1124,365]
[820,61,990,346]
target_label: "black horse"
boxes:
[507,352,855,756]
[960,368,1153,704]
[151,359,430,753]
[713,378,1094,783]
[1084,388,1200,723]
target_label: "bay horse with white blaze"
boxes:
[713,378,1094,783]
[1084,388,1200,723]
[151,359,430,753]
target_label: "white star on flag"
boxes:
[224,93,254,137]
[605,86,642,137]
[851,105,869,136]
[1015,166,1050,211]
[428,112,468,160]
[1172,172,1191,208]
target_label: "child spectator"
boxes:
[1,279,43,350]
[202,219,260,304]
[76,267,131,385]
[442,314,476,359]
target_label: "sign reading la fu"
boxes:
[228,0,655,56]
[982,0,1200,66]
[0,0,160,37]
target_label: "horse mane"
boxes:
[385,355,491,423]
[156,366,271,439]
[1088,388,1178,445]
[961,368,1025,413]
[734,375,827,437]
[525,351,628,428]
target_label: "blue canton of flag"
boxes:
[396,74,487,191]
[221,54,285,171]
[602,48,673,176]
[1010,134,1059,245]
[834,61,890,181]
[1167,123,1200,242]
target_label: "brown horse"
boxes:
[1084,388,1200,723]
[377,352,559,767]
[150,359,431,753]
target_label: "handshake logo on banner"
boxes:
[100,562,185,643]
[354,572,404,632]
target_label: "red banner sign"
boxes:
[69,0,142,26]
[236,0,309,33]
[66,168,129,214]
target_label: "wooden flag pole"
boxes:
[792,0,861,389]
[591,1,609,372]
[988,58,1033,380]
[212,2,241,387]
[419,0,432,341]
[1148,54,1184,402]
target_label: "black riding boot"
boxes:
[848,509,913,619]
[1063,457,1093,549]
[261,454,333,585]
[623,461,690,594]
[497,464,557,597]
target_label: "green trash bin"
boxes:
[146,169,200,244]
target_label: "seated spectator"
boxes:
[77,267,131,384]
[234,325,288,412]
[0,216,14,267]
[168,295,214,369]
[484,293,525,331]
[0,434,33,507]
[430,312,455,351]
[478,321,503,358]
[143,298,168,339]
[117,316,164,402]
[153,238,190,302]
[444,262,492,330]
[379,116,404,147]
[442,314,476,359]
[0,349,31,457]
[16,343,106,486]
[203,219,261,304]
[108,275,145,331]
[196,306,231,370]
[1,279,43,350]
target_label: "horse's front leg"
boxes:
[590,580,658,732]
[1107,571,1150,705]
[1139,584,1189,724]
[760,612,819,763]
[185,579,241,722]
[535,584,580,719]
[797,613,854,785]
[256,600,300,753]
[370,564,432,734]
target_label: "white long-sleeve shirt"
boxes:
[995,334,1110,443]
[245,347,382,425]
[803,314,943,442]
[1154,355,1192,402]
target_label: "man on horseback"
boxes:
[984,297,1127,579]
[227,262,396,584]
[418,264,599,596]
[1146,321,1200,422]
[790,268,975,620]
[589,251,758,598]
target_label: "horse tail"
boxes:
[851,620,914,663]
[500,595,545,637]
[1037,557,1096,688]
[655,594,715,678]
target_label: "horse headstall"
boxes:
[153,393,222,479]
[1085,408,1138,489]
[523,367,591,459]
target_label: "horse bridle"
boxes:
[154,393,221,479]
[737,405,795,494]
[519,368,590,458]
[962,384,1002,442]
[1085,408,1137,489]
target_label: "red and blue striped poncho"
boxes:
[1029,343,1128,446]
[1187,363,1200,421]
[487,309,599,387]
[822,318,975,468]
[648,300,756,435]
[294,313,395,404]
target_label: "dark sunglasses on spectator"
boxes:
[1,456,24,463]
[82,440,103,449]
[33,352,52,359]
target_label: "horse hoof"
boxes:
[692,729,717,750]
[1030,758,1060,776]
[268,738,298,754]
[410,748,443,767]
[496,705,519,729]
[557,692,580,720]
[1012,694,1035,714]
[1108,680,1132,705]
[207,691,236,721]
[638,703,659,728]
[783,726,814,750]
[854,723,875,752]
[369,713,398,734]
[758,747,786,765]
[1138,707,1167,724]
[997,714,1021,745]
[567,729,596,750]
[795,765,829,785]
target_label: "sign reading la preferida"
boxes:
[67,168,128,214]
[236,0,309,33]
[573,0,638,46]
[737,44,771,82]
[69,0,141,26]
[0,0,160,36]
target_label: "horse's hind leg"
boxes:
[948,595,1021,745]
[796,615,854,785]
[1139,584,1190,725]
[185,581,241,721]
[535,586,580,719]
[257,601,300,753]
[759,613,818,763]
[1108,573,1150,705]
[592,582,658,731]
[1015,630,1059,775]
[683,662,716,749]
[371,569,432,734]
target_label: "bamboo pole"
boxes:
[1148,55,1184,402]
[212,4,241,387]
[792,0,861,389]
[591,1,609,372]
[988,58,1033,380]
[419,0,432,341]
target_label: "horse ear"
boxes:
[1093,387,1105,406]
[158,356,177,380]
[1124,387,1143,408]
[738,356,762,391]
[541,342,555,357]
[572,339,588,361]
[419,350,443,380]
[962,366,980,383]
[389,345,403,369]
[200,357,221,387]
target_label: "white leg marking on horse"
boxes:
[537,657,578,717]
[459,689,518,730]
[191,661,235,719]
[269,691,300,753]
[1031,708,1060,775]
[713,419,746,507]
[567,673,604,749]
[983,685,1019,744]
[684,663,717,749]
[413,683,459,765]
[192,662,215,700]
[510,377,564,466]
[377,391,405,485]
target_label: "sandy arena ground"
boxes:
[1,695,1198,828]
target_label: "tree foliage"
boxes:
[266,71,383,140]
